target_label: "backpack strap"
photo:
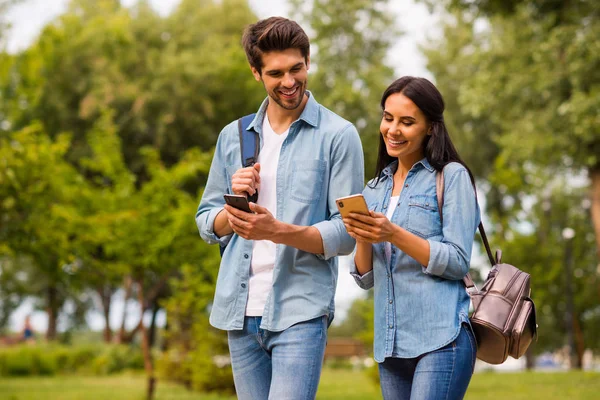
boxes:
[436,168,495,296]
[219,113,258,258]
[238,113,258,167]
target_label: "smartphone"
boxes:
[223,194,253,213]
[335,194,370,218]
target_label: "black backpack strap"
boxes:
[220,114,258,258]
[238,113,259,204]
[238,113,258,167]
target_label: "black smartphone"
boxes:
[223,194,253,213]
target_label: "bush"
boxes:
[0,343,145,377]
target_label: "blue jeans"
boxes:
[227,315,328,400]
[378,323,477,400]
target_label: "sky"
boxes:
[3,0,435,333]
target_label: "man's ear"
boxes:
[306,55,310,71]
[251,66,261,82]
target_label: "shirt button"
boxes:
[387,273,391,278]
[244,253,249,259]
[241,283,246,288]
[388,325,393,329]
[405,184,409,188]
[389,300,393,304]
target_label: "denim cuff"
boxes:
[197,207,232,246]
[425,239,449,276]
[350,268,374,290]
[313,220,341,260]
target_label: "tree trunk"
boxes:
[46,286,58,341]
[137,278,155,400]
[573,314,585,369]
[117,275,133,343]
[148,300,159,348]
[525,346,535,370]
[590,166,600,259]
[119,319,143,344]
[97,285,112,343]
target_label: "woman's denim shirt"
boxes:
[350,159,480,362]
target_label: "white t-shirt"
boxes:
[245,114,289,316]
[384,195,400,264]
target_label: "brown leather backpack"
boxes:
[436,170,538,365]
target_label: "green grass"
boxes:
[466,371,600,400]
[0,370,598,400]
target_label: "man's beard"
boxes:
[269,82,306,110]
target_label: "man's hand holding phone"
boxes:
[224,194,253,213]
[223,196,279,241]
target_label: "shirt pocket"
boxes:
[406,194,441,238]
[290,159,327,204]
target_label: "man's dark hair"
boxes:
[242,17,310,74]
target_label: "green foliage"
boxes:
[157,264,234,394]
[0,124,89,337]
[0,0,262,177]
[0,343,143,376]
[89,345,145,375]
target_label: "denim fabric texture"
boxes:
[227,316,328,400]
[378,323,477,400]
[196,92,365,332]
[350,159,480,362]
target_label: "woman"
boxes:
[344,76,479,400]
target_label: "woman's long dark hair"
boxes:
[370,76,474,187]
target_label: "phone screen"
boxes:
[223,194,252,213]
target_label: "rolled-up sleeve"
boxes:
[195,128,234,246]
[349,262,374,290]
[314,124,364,260]
[424,168,480,280]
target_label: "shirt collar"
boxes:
[248,90,319,133]
[381,157,434,180]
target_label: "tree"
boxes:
[0,124,88,339]
[290,0,397,178]
[0,0,262,179]
[423,0,600,254]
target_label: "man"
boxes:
[196,17,364,400]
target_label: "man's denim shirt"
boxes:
[350,159,480,362]
[196,92,364,332]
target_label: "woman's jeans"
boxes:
[227,315,327,400]
[378,323,477,400]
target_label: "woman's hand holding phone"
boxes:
[337,194,396,244]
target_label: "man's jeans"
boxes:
[227,315,328,400]
[378,324,477,400]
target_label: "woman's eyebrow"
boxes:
[383,111,416,120]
